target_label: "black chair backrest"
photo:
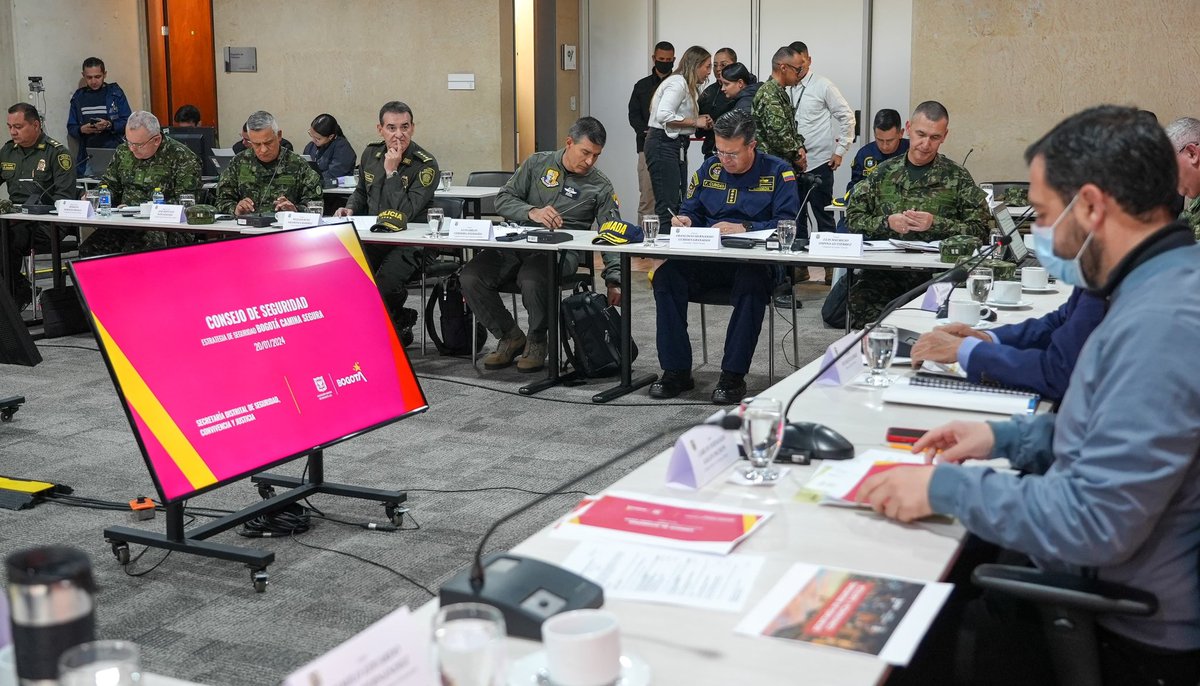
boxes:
[467,170,513,216]
[428,196,465,220]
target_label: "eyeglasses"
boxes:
[714,148,746,159]
[124,133,160,150]
[780,62,805,73]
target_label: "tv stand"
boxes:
[103,450,407,592]
[0,395,23,422]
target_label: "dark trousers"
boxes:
[652,260,773,375]
[798,162,835,238]
[644,128,687,229]
[4,222,52,304]
[459,249,581,342]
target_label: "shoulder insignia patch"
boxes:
[864,157,877,169]
[708,163,723,180]
[611,192,619,209]
[414,150,433,163]
[781,170,796,182]
[541,168,560,188]
[686,171,699,199]
[364,171,375,184]
[419,167,435,187]
[57,153,72,171]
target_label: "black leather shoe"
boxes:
[711,372,748,405]
[649,370,695,399]
[773,294,803,309]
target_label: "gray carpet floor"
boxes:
[0,266,842,685]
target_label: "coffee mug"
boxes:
[542,609,622,686]
[1022,266,1048,289]
[992,281,1022,304]
[948,298,983,325]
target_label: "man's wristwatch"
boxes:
[742,221,754,231]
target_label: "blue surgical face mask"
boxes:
[1030,194,1094,288]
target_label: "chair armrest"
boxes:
[972,564,1157,617]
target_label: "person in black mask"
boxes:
[628,41,675,220]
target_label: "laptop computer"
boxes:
[86,147,116,176]
[992,203,1036,266]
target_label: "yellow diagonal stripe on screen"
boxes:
[333,225,375,283]
[743,514,759,533]
[94,315,217,489]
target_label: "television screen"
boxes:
[70,222,427,503]
[165,126,217,176]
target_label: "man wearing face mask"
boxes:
[1164,116,1200,238]
[628,41,675,219]
[857,105,1200,685]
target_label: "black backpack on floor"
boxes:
[425,270,487,356]
[559,282,636,378]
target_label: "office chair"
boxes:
[412,197,467,354]
[466,170,513,220]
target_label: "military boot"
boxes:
[516,337,547,374]
[482,329,527,370]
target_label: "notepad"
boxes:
[882,375,1039,415]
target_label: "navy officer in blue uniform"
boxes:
[649,109,800,404]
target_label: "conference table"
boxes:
[322,185,503,219]
[409,284,1069,684]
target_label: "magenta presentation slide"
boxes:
[72,223,426,502]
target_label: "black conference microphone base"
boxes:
[439,552,604,640]
[780,421,855,463]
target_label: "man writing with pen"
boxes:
[214,110,322,218]
[460,117,622,374]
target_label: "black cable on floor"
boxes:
[288,525,435,597]
[35,343,99,352]
[417,374,713,406]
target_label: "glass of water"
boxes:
[777,219,797,255]
[433,603,507,686]
[306,200,324,217]
[863,324,898,387]
[85,189,100,212]
[968,267,994,305]
[440,170,454,191]
[427,206,445,239]
[179,193,195,208]
[739,397,783,482]
[641,214,660,245]
[58,640,141,686]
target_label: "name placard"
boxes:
[282,606,433,686]
[669,226,721,251]
[57,200,95,220]
[281,212,321,230]
[446,218,494,241]
[809,232,864,257]
[665,424,739,490]
[148,204,186,224]
[921,283,954,312]
[816,331,864,386]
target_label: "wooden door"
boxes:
[145,0,218,132]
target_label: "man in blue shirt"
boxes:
[650,109,799,404]
[66,57,131,172]
[859,105,1200,685]
[834,109,909,232]
[909,288,1105,400]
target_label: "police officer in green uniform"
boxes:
[1,103,77,309]
[846,101,990,328]
[214,110,322,216]
[79,110,201,257]
[333,101,439,344]
[460,117,622,374]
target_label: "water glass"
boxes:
[641,214,660,245]
[739,397,783,482]
[58,640,141,686]
[967,267,993,305]
[440,170,454,191]
[306,200,324,217]
[85,189,100,212]
[777,219,797,254]
[863,324,898,387]
[178,193,195,208]
[433,603,507,686]
[427,206,445,239]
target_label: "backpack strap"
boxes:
[425,279,449,353]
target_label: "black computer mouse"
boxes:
[779,422,855,463]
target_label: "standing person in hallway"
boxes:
[698,47,738,157]
[628,41,675,221]
[66,57,131,174]
[645,45,713,229]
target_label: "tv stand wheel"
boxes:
[251,568,269,593]
[110,541,130,565]
[385,503,407,527]
[256,484,276,500]
[0,407,17,422]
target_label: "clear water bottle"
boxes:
[97,184,112,217]
[152,187,164,205]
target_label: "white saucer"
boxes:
[1021,285,1057,294]
[985,299,1031,309]
[935,318,993,329]
[509,651,650,686]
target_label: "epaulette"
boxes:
[413,149,434,163]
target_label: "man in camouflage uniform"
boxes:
[460,116,622,374]
[0,103,76,309]
[752,45,807,174]
[1164,116,1200,238]
[846,101,990,328]
[79,110,201,257]
[214,110,321,216]
[333,101,439,344]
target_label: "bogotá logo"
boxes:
[335,362,368,388]
[313,376,327,393]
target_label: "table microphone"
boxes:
[17,178,54,214]
[438,420,703,640]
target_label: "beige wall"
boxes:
[912,0,1200,182]
[555,0,579,143]
[0,1,17,106]
[213,0,507,178]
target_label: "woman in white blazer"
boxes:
[644,45,713,228]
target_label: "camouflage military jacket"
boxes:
[752,77,804,162]
[101,136,201,206]
[214,147,323,213]
[346,140,438,222]
[0,133,76,205]
[1181,196,1200,240]
[846,153,990,241]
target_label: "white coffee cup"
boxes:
[948,297,982,325]
[542,610,622,686]
[1022,266,1048,289]
[992,281,1022,304]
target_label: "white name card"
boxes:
[283,606,434,686]
[921,282,954,312]
[446,218,494,241]
[57,200,94,220]
[809,231,863,257]
[816,331,864,386]
[669,226,721,251]
[666,424,739,490]
[148,204,186,224]
[281,212,321,229]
